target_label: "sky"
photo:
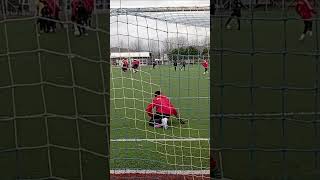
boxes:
[111,0,209,8]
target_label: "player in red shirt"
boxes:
[296,0,316,40]
[122,58,129,72]
[145,91,185,129]
[131,59,140,73]
[201,59,209,75]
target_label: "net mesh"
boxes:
[110,4,210,179]
[212,0,320,179]
[0,0,109,179]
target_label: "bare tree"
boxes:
[119,39,126,48]
[161,36,188,53]
[162,37,173,54]
[176,36,188,48]
[147,40,159,52]
[147,40,161,58]
[201,37,210,47]
[130,39,145,52]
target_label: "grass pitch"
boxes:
[0,15,108,179]
[110,65,210,171]
[0,14,210,178]
[212,8,320,180]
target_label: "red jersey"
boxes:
[84,0,94,14]
[132,59,140,66]
[296,0,316,20]
[122,59,129,67]
[47,0,59,16]
[145,95,178,117]
[201,60,209,68]
[71,0,79,20]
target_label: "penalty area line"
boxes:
[111,138,209,142]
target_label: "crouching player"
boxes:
[146,91,185,129]
[122,58,129,72]
[131,59,140,73]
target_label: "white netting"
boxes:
[212,0,320,179]
[110,2,210,179]
[0,0,109,179]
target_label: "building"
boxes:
[110,52,152,66]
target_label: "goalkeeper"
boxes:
[146,91,185,129]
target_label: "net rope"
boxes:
[212,0,320,179]
[110,3,210,179]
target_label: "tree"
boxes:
[168,46,200,62]
[185,46,199,56]
[162,37,174,54]
[162,36,188,53]
[202,48,209,56]
[176,36,188,48]
[130,39,145,52]
[147,40,161,58]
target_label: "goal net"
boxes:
[110,3,210,179]
[212,0,320,179]
[0,0,109,179]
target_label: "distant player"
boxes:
[36,0,46,33]
[40,1,51,33]
[296,0,316,41]
[146,91,185,129]
[180,61,186,71]
[46,0,60,32]
[83,0,94,27]
[211,157,222,178]
[122,58,129,72]
[71,0,79,23]
[173,60,178,71]
[201,59,209,75]
[77,1,88,36]
[132,59,140,73]
[225,0,244,30]
[71,0,88,36]
[152,61,157,69]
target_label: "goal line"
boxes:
[111,138,209,142]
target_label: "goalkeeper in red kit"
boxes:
[296,0,316,41]
[146,91,185,129]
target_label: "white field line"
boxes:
[111,138,209,142]
[111,96,209,100]
[110,170,210,175]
